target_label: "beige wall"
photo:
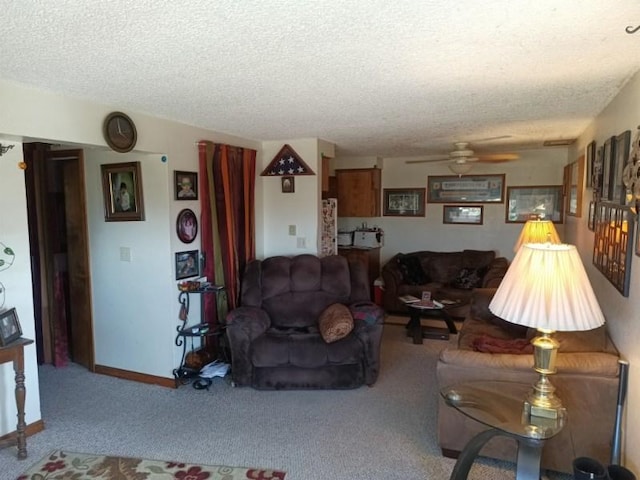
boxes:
[0,80,259,437]
[335,148,568,265]
[570,69,640,472]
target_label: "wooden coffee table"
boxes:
[406,301,458,344]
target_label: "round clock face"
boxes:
[103,112,137,153]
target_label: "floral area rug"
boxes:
[18,449,287,480]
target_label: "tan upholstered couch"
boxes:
[436,288,621,474]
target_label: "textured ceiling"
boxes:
[3,1,640,157]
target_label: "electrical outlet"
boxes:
[296,237,306,248]
[289,225,296,236]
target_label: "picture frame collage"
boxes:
[384,173,563,225]
[174,170,200,280]
[587,128,639,297]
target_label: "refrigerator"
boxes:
[320,198,338,256]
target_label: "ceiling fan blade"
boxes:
[405,156,449,164]
[473,135,513,143]
[477,153,519,163]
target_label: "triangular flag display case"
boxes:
[261,144,315,176]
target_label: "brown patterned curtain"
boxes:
[198,141,256,325]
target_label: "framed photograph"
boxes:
[565,154,585,217]
[427,174,505,203]
[586,141,596,190]
[443,205,483,225]
[175,250,200,280]
[176,209,198,244]
[588,200,596,231]
[602,136,616,201]
[383,188,425,216]
[505,185,564,223]
[612,130,632,204]
[174,171,198,200]
[591,145,604,199]
[281,176,295,193]
[0,308,22,346]
[101,162,145,221]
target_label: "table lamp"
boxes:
[489,243,605,419]
[513,218,561,252]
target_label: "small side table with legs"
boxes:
[440,381,566,480]
[0,337,34,459]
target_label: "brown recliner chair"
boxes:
[225,254,384,390]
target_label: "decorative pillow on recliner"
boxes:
[396,254,430,285]
[319,303,354,343]
[450,266,487,290]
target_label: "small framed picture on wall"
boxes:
[176,209,198,244]
[281,176,295,193]
[175,250,200,280]
[175,171,198,200]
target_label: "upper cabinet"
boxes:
[336,168,381,217]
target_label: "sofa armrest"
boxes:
[481,257,509,288]
[349,301,384,385]
[225,306,271,386]
[439,347,620,376]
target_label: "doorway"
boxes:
[23,143,95,371]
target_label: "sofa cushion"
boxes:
[396,254,430,285]
[318,303,354,343]
[526,325,607,353]
[470,288,529,337]
[428,253,463,283]
[450,266,488,290]
[462,249,496,269]
[251,330,362,368]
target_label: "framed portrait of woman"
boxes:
[100,162,145,221]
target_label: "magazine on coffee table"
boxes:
[399,294,420,304]
[410,299,444,309]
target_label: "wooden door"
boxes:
[26,146,94,370]
[58,152,94,369]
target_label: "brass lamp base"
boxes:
[525,330,563,420]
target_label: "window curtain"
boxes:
[198,141,256,325]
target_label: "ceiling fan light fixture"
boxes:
[448,162,473,175]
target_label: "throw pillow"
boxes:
[349,302,384,326]
[450,266,487,290]
[318,303,354,343]
[397,254,430,285]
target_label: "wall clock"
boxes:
[103,111,137,153]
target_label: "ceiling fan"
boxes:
[405,142,519,174]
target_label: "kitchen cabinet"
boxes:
[338,247,381,296]
[336,168,381,217]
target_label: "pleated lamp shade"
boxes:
[513,219,561,252]
[489,243,605,332]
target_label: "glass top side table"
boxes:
[440,381,566,480]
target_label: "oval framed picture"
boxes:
[177,209,198,244]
